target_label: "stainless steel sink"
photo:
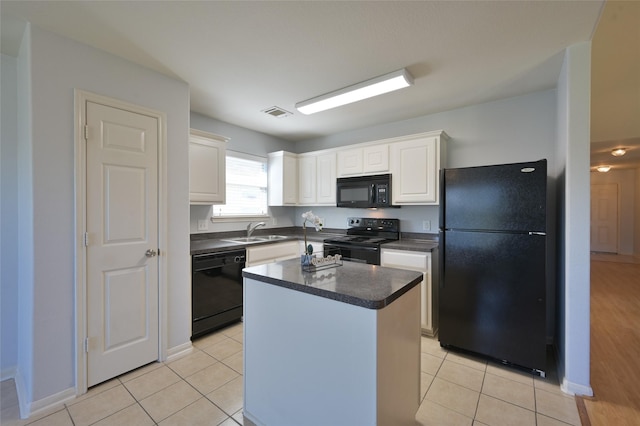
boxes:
[221,237,262,243]
[257,235,288,241]
[221,235,289,244]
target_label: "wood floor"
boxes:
[580,254,640,425]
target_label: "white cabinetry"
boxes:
[298,154,316,205]
[299,240,324,257]
[381,248,437,337]
[316,152,336,204]
[297,151,336,206]
[337,148,363,177]
[189,129,228,205]
[337,144,389,177]
[268,151,298,206]
[390,131,447,205]
[363,144,389,174]
[267,130,446,206]
[246,241,300,267]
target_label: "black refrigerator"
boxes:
[439,159,547,374]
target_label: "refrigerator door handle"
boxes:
[439,169,445,228]
[439,230,445,288]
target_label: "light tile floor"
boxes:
[1,322,581,426]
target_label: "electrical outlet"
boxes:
[422,220,431,231]
[197,220,208,231]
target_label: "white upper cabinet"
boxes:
[267,130,446,206]
[189,129,228,205]
[390,131,447,205]
[363,144,389,174]
[337,144,389,177]
[298,154,317,205]
[297,151,336,206]
[268,151,298,206]
[315,152,336,205]
[337,148,363,177]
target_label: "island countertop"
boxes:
[242,258,423,310]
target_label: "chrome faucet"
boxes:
[247,221,266,238]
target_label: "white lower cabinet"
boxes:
[246,241,300,267]
[381,248,437,337]
[299,241,323,257]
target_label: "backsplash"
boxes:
[190,204,440,235]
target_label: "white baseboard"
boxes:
[561,377,594,397]
[166,341,193,362]
[1,366,17,381]
[28,386,76,419]
[2,365,76,419]
[15,368,28,419]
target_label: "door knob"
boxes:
[145,249,157,257]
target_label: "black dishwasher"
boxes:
[192,249,246,339]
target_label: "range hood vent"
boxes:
[262,106,292,118]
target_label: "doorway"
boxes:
[590,183,618,253]
[75,90,167,392]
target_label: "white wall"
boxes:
[555,42,593,396]
[1,54,20,375]
[191,112,295,156]
[591,168,638,254]
[296,89,557,170]
[17,27,35,405]
[8,24,191,412]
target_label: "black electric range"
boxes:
[323,217,399,265]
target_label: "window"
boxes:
[213,151,268,217]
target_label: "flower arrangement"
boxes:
[301,210,323,255]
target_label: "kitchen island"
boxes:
[242,258,423,426]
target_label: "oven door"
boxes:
[323,242,380,265]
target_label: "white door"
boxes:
[86,100,159,387]
[590,183,618,253]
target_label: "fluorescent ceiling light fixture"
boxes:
[295,68,414,115]
[611,148,626,157]
[596,165,611,172]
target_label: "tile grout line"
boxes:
[116,378,158,426]
[473,365,487,422]
[533,376,538,426]
[167,346,241,423]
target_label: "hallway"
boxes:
[579,254,640,425]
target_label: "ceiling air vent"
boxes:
[262,106,293,118]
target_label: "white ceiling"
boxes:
[1,0,638,171]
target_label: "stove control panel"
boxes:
[347,217,399,231]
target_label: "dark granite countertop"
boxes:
[190,230,438,255]
[242,258,423,310]
[383,238,439,252]
[190,234,327,256]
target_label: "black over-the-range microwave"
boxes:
[336,173,395,208]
